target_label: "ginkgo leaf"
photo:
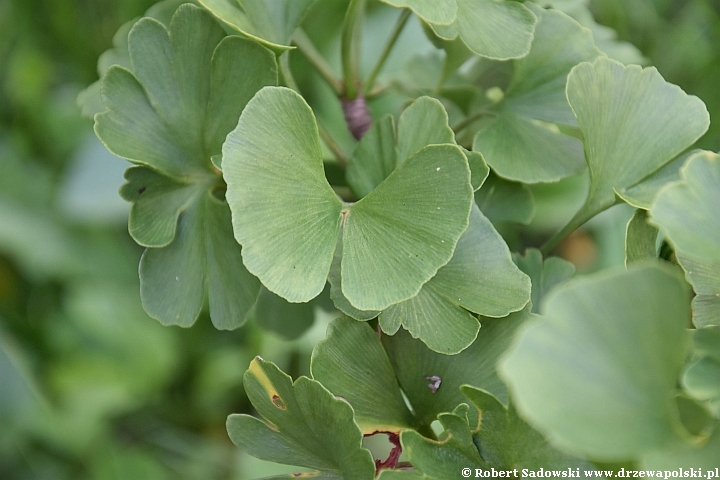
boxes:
[197,0,318,52]
[429,0,536,60]
[378,204,530,353]
[400,388,594,474]
[310,313,532,436]
[650,152,720,262]
[328,203,529,354]
[650,152,720,327]
[94,5,277,328]
[472,6,601,183]
[499,263,694,460]
[475,172,535,225]
[227,358,375,480]
[561,57,709,232]
[379,0,456,25]
[347,97,487,200]
[223,87,473,311]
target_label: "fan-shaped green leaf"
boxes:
[311,318,416,434]
[396,97,455,165]
[223,87,342,304]
[650,152,720,262]
[378,204,530,354]
[197,0,318,52]
[563,57,709,228]
[499,263,693,460]
[649,152,720,326]
[455,0,536,60]
[513,249,575,313]
[473,6,600,183]
[625,209,658,266]
[379,0,456,25]
[227,358,375,480]
[224,87,474,311]
[94,5,277,328]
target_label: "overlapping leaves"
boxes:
[227,358,375,479]
[223,87,474,312]
[401,387,594,475]
[94,5,278,328]
[335,98,528,354]
[472,5,601,183]
[561,57,709,229]
[411,0,537,60]
[650,151,720,327]
[197,0,318,52]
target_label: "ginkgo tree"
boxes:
[81,0,720,476]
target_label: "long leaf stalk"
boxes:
[292,29,342,95]
[341,0,366,99]
[363,8,411,95]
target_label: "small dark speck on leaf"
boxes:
[138,187,146,194]
[425,375,441,393]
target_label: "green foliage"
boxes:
[4,0,720,477]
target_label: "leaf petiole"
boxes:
[363,8,411,96]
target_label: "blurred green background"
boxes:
[0,0,718,478]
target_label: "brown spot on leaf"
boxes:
[271,395,286,409]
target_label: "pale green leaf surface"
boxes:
[139,191,260,329]
[347,115,398,199]
[396,97,455,166]
[473,114,585,183]
[499,263,693,460]
[341,144,472,311]
[119,167,203,248]
[649,153,720,326]
[475,172,535,225]
[472,6,599,183]
[641,424,720,469]
[380,0,456,25]
[226,89,473,310]
[94,5,275,328]
[311,318,416,433]
[617,150,701,209]
[465,150,489,192]
[227,359,375,480]
[198,0,317,52]
[250,287,316,341]
[650,152,720,262]
[327,239,379,322]
[513,249,575,313]
[384,309,533,427]
[377,471,434,480]
[625,209,658,266]
[566,57,709,221]
[223,87,342,303]
[380,204,530,353]
[462,387,595,469]
[455,0,536,60]
[676,254,720,328]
